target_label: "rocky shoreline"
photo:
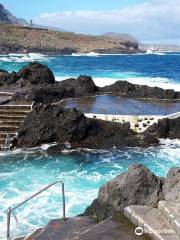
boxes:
[82,164,180,239]
[84,164,179,221]
[0,62,179,151]
[0,62,179,239]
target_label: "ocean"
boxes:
[0,52,180,90]
[0,52,180,239]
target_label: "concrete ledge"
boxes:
[85,112,180,133]
[124,205,179,240]
[158,201,180,236]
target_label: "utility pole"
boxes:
[30,20,33,27]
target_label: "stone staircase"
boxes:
[0,102,33,151]
[14,215,149,240]
[124,201,180,240]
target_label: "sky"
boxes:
[1,0,180,44]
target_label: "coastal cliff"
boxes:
[0,24,139,55]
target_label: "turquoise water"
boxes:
[0,140,180,239]
[0,53,180,239]
[1,52,180,90]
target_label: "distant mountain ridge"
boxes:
[0,3,65,31]
[0,3,140,55]
[0,3,28,25]
[0,4,12,23]
[102,32,139,43]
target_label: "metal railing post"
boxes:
[6,180,65,240]
[61,182,66,220]
[7,207,11,240]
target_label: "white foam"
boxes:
[0,53,47,63]
[55,74,180,91]
[72,52,99,57]
[92,76,180,91]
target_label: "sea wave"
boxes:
[0,53,47,63]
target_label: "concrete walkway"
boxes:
[124,201,180,240]
[14,215,149,240]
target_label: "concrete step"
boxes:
[0,132,17,138]
[0,125,19,131]
[34,217,95,240]
[0,138,6,144]
[0,91,14,96]
[24,228,44,240]
[124,205,180,240]
[0,105,32,110]
[0,109,31,114]
[21,215,150,240]
[0,115,26,120]
[0,120,23,125]
[80,215,150,240]
[8,100,33,105]
[0,144,12,150]
[158,201,180,236]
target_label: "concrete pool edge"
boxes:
[85,112,180,133]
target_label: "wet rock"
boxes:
[144,118,169,139]
[16,62,55,87]
[13,75,98,104]
[84,164,164,221]
[13,104,158,149]
[60,75,98,97]
[163,167,180,203]
[0,70,17,86]
[0,62,55,87]
[0,43,26,55]
[145,117,180,139]
[100,80,180,100]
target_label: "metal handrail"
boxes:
[7,180,66,240]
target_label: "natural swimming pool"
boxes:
[60,95,180,115]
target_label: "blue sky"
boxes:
[1,0,180,43]
[1,0,146,19]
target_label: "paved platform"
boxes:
[14,215,150,240]
[124,205,180,240]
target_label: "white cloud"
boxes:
[34,0,180,43]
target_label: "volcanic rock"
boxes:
[13,105,158,149]
[163,167,180,203]
[145,117,180,139]
[100,80,180,100]
[12,75,98,104]
[16,62,55,87]
[84,164,164,221]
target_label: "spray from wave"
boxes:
[55,75,180,91]
[0,53,47,63]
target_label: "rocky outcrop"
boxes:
[13,75,98,104]
[13,105,158,149]
[1,62,180,102]
[84,164,164,221]
[145,117,180,139]
[100,80,180,100]
[84,165,180,222]
[0,62,55,87]
[0,43,27,55]
[0,4,12,23]
[0,44,76,55]
[16,62,55,87]
[163,168,180,203]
